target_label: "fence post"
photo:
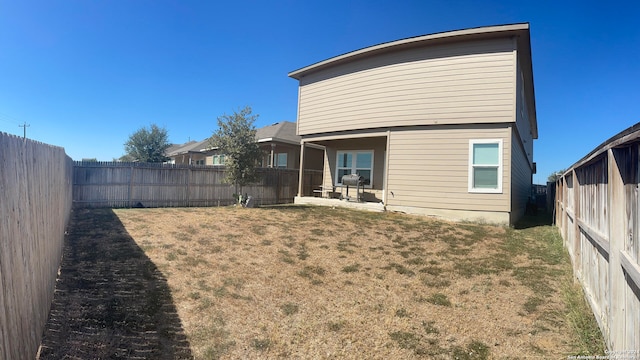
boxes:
[608,147,627,351]
[276,169,280,204]
[187,167,191,207]
[128,165,134,208]
[572,169,581,278]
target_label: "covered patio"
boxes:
[296,130,389,209]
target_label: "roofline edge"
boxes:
[288,23,530,79]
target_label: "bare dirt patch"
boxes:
[104,205,590,359]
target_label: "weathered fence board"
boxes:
[0,132,73,360]
[72,162,323,208]
[555,123,640,352]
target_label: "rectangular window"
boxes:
[276,153,287,168]
[213,154,226,166]
[335,150,373,187]
[469,140,502,193]
[195,159,205,165]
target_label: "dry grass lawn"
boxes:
[111,205,602,359]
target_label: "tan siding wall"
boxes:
[386,124,511,212]
[297,38,516,135]
[322,147,336,190]
[510,62,534,222]
[515,62,534,164]
[510,126,532,222]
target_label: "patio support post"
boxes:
[297,141,305,197]
[270,143,275,168]
[383,129,391,206]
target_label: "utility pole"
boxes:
[19,122,30,139]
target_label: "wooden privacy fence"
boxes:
[555,123,640,352]
[0,133,73,360]
[73,161,323,208]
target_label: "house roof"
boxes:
[166,139,213,156]
[288,23,537,139]
[165,143,185,155]
[256,121,300,145]
[167,121,300,157]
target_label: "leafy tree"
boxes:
[548,169,565,183]
[121,124,170,163]
[210,106,262,200]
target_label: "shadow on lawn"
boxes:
[38,208,192,359]
[513,209,554,229]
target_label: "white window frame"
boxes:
[468,139,503,193]
[276,153,287,168]
[212,154,226,166]
[335,150,374,188]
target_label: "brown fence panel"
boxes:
[73,162,321,208]
[554,123,640,352]
[0,133,73,359]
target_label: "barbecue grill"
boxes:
[341,174,364,202]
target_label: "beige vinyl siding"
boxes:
[297,38,516,135]
[509,62,534,222]
[510,64,534,223]
[386,124,510,212]
[510,126,532,223]
[515,62,534,164]
[322,148,335,190]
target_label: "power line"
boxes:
[0,111,21,125]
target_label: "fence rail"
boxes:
[555,122,640,352]
[73,161,323,208]
[0,133,73,360]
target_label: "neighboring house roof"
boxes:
[256,121,300,145]
[165,143,184,155]
[167,121,300,157]
[166,139,213,157]
[288,23,537,139]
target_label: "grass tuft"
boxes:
[451,340,490,360]
[342,264,360,273]
[523,296,543,314]
[327,320,347,332]
[280,302,299,316]
[384,263,415,276]
[422,320,439,334]
[251,338,271,351]
[563,279,606,355]
[425,293,451,307]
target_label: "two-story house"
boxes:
[290,23,537,225]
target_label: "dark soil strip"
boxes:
[38,208,193,359]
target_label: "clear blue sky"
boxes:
[1,1,638,184]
